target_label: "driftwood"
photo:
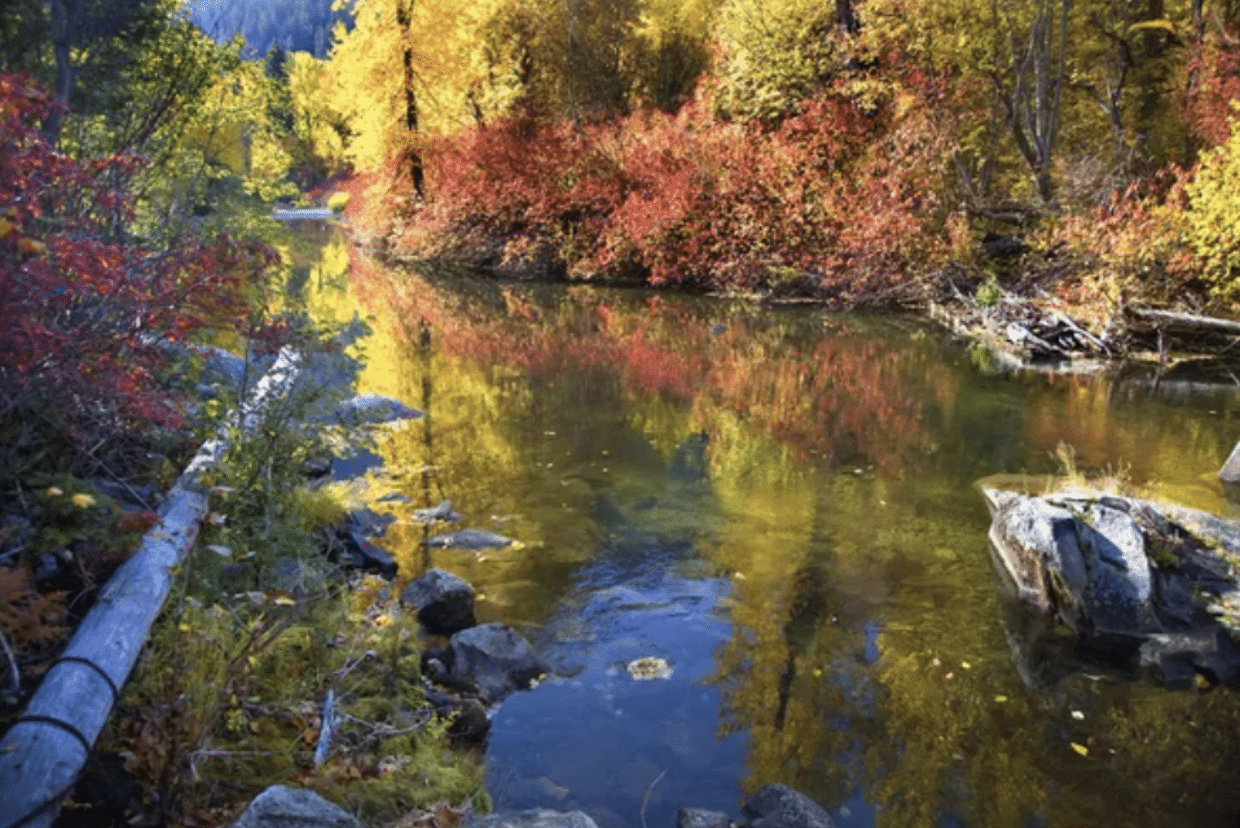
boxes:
[0,348,303,828]
[1128,307,1240,337]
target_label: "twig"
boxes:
[0,630,20,697]
[640,768,667,828]
[313,689,336,768]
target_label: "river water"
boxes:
[285,221,1240,828]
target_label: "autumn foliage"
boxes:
[0,73,252,445]
[396,75,955,307]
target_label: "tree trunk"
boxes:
[396,0,425,201]
[43,0,76,146]
[997,0,1071,206]
[836,0,860,34]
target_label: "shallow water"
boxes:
[290,225,1240,828]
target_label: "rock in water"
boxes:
[677,808,733,828]
[425,528,515,550]
[981,484,1240,688]
[467,810,599,828]
[227,786,362,828]
[334,393,422,426]
[400,567,477,635]
[411,499,462,524]
[742,785,837,828]
[450,622,548,703]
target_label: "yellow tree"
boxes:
[327,0,494,197]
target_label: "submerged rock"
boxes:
[412,499,462,524]
[981,485,1240,688]
[677,808,733,828]
[334,393,422,426]
[741,785,837,828]
[227,785,362,828]
[467,810,598,828]
[426,528,515,550]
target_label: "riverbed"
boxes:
[284,219,1240,828]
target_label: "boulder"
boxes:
[426,529,515,550]
[334,393,422,426]
[449,623,548,703]
[741,785,837,828]
[468,810,598,828]
[400,567,477,635]
[981,485,1240,688]
[226,786,362,828]
[677,808,734,828]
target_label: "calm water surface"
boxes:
[289,224,1240,828]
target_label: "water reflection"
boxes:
[284,222,1240,828]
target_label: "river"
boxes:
[282,219,1240,828]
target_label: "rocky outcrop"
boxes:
[449,622,548,703]
[981,485,1240,688]
[401,567,477,635]
[226,786,362,828]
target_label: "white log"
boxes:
[0,347,302,828]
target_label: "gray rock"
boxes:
[189,343,250,388]
[400,567,477,635]
[412,499,462,524]
[346,532,397,579]
[982,485,1240,688]
[226,785,362,828]
[426,529,515,550]
[450,622,549,703]
[335,393,422,426]
[677,808,733,828]
[741,784,837,828]
[468,810,598,828]
[347,508,396,538]
[377,491,413,504]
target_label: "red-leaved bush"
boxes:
[0,73,254,444]
[395,74,955,307]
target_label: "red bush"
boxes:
[398,79,952,306]
[0,73,250,440]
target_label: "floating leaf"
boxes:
[1071,742,1089,756]
[994,695,1008,703]
[961,661,972,669]
[627,656,673,680]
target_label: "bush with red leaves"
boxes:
[0,73,258,453]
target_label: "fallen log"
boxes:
[1127,307,1240,337]
[0,348,303,828]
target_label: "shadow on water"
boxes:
[284,221,1240,828]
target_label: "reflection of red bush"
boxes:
[0,73,251,434]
